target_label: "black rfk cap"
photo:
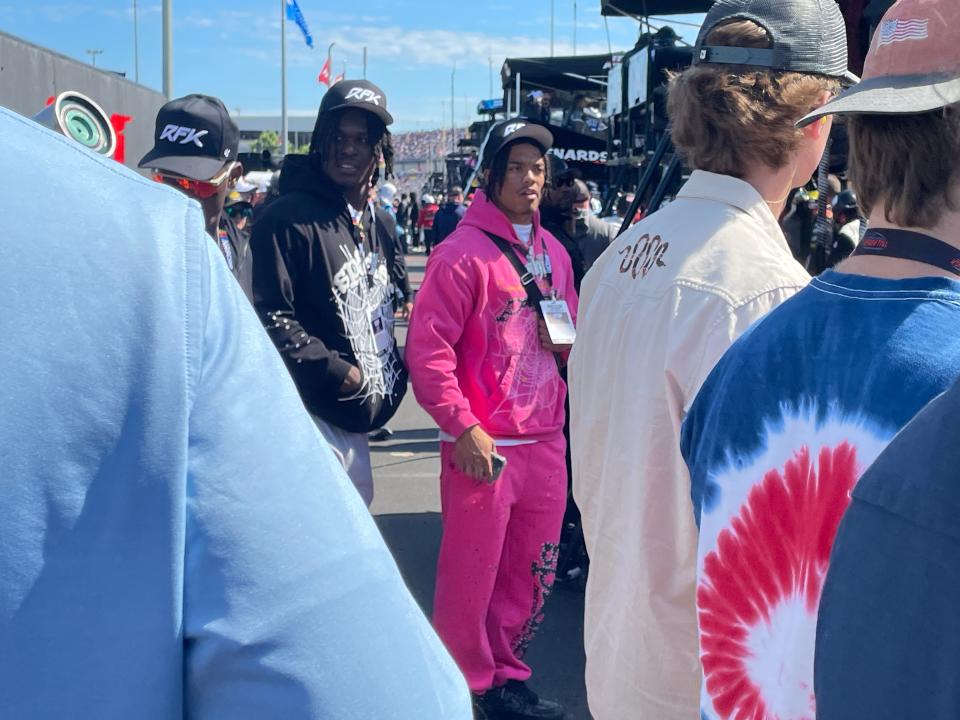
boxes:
[693,0,858,84]
[481,118,554,167]
[319,79,393,126]
[139,94,239,181]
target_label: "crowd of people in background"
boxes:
[5,0,960,719]
[392,127,467,162]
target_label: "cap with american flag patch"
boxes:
[798,0,960,127]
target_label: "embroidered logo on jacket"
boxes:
[618,233,669,280]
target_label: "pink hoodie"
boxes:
[407,191,578,442]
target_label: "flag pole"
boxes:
[133,0,140,83]
[573,0,577,55]
[451,61,456,158]
[162,0,172,99]
[281,0,288,157]
[550,0,555,57]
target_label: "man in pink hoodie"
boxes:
[407,119,578,720]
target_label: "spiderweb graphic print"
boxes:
[331,244,402,402]
[698,442,859,720]
[489,298,559,419]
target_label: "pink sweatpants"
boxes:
[432,434,567,693]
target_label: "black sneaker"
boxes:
[368,426,394,442]
[477,680,565,719]
[472,693,491,720]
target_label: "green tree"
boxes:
[254,130,280,154]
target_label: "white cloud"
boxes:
[101,4,160,20]
[166,5,622,72]
[184,16,215,29]
[9,2,162,22]
[33,3,97,23]
[239,48,272,63]
[286,26,615,70]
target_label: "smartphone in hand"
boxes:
[489,452,508,483]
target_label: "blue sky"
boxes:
[0,1,704,132]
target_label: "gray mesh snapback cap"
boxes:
[693,0,857,84]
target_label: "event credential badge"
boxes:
[539,299,576,345]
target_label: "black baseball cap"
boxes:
[139,94,239,181]
[319,79,393,126]
[693,0,858,85]
[481,118,554,167]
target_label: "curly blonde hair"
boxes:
[667,20,839,177]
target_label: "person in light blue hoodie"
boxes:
[0,106,471,719]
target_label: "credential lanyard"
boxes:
[495,230,554,294]
[527,228,553,290]
[348,202,381,286]
[851,228,960,278]
[483,230,562,369]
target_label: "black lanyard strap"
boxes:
[483,230,548,306]
[347,202,380,256]
[852,228,960,277]
[482,230,556,296]
[482,230,553,288]
[482,230,562,368]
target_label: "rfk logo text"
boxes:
[159,124,208,147]
[345,88,383,106]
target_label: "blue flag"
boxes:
[285,0,314,49]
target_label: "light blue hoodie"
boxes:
[0,107,470,719]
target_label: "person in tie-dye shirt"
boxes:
[681,1,960,716]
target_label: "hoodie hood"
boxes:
[460,190,543,249]
[278,154,345,204]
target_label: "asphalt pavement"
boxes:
[370,251,589,719]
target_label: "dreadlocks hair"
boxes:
[483,139,550,199]
[309,109,395,185]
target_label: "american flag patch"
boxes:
[879,18,929,45]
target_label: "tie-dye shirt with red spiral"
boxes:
[681,269,960,720]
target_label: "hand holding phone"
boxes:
[455,425,496,480]
[489,452,508,483]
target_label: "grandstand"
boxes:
[229,115,469,194]
[391,128,467,194]
[393,128,466,162]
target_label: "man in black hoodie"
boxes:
[251,79,408,506]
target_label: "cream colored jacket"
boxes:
[569,170,810,720]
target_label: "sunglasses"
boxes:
[153,162,236,200]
